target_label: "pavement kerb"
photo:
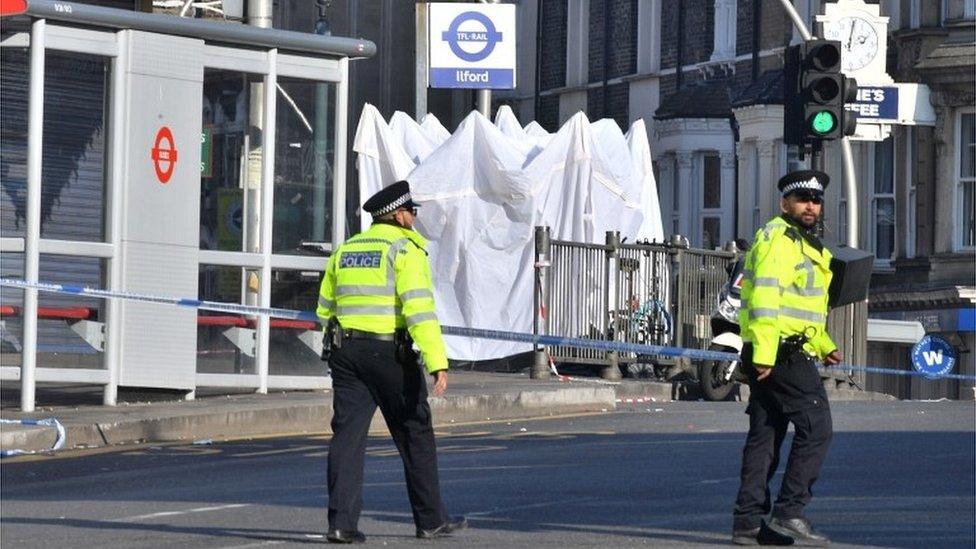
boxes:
[1,383,624,456]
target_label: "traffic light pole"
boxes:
[777,0,859,247]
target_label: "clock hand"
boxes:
[847,22,855,50]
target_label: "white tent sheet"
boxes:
[352,104,663,361]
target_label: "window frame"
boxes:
[868,138,896,267]
[699,151,723,249]
[955,108,976,250]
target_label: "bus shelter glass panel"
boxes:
[0,252,25,368]
[1,47,28,238]
[268,269,324,376]
[273,78,338,254]
[197,264,256,375]
[201,70,264,252]
[37,254,107,370]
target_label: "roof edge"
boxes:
[26,0,377,59]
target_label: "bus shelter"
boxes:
[0,0,376,411]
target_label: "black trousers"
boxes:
[327,337,447,531]
[732,343,833,531]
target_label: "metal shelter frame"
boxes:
[0,0,376,411]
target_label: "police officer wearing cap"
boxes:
[317,180,466,543]
[731,170,842,546]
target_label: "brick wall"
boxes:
[537,94,560,132]
[539,0,568,91]
[759,0,793,51]
[586,82,630,129]
[660,1,679,69]
[737,0,754,57]
[589,0,638,83]
[685,0,715,65]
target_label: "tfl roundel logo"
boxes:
[441,11,503,62]
[911,334,957,379]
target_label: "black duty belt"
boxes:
[343,329,396,342]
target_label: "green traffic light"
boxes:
[810,111,837,135]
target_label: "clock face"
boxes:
[823,16,879,72]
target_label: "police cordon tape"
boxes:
[2,278,974,382]
[0,418,66,457]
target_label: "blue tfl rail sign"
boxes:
[911,334,958,379]
[428,3,516,89]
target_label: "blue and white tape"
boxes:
[0,417,66,457]
[2,278,974,382]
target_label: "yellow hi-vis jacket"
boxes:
[316,222,448,373]
[739,216,837,367]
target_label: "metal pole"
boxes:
[531,226,551,379]
[841,137,858,246]
[775,0,859,247]
[332,57,349,245]
[104,29,129,406]
[415,2,428,122]
[256,48,278,395]
[475,0,498,119]
[22,18,45,412]
[602,231,622,381]
[775,0,813,40]
[476,89,491,118]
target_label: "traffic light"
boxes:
[783,40,858,145]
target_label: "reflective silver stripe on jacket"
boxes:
[386,238,411,282]
[399,288,434,301]
[336,285,396,297]
[318,296,335,309]
[337,305,397,316]
[405,311,438,326]
[749,306,825,323]
[780,307,825,323]
[749,308,779,320]
[752,277,779,288]
[785,286,825,297]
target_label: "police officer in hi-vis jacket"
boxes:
[731,170,842,547]
[317,180,466,544]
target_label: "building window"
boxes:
[957,110,976,249]
[701,153,721,249]
[943,0,976,22]
[871,138,896,263]
[671,155,680,235]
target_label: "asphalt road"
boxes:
[2,401,973,548]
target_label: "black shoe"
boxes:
[325,529,366,544]
[768,517,828,546]
[732,520,794,546]
[416,516,468,539]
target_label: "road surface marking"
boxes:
[114,503,250,522]
[466,496,601,517]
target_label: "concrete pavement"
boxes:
[0,371,892,455]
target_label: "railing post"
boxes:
[531,226,551,379]
[601,231,622,381]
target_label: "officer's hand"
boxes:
[755,365,774,381]
[824,349,843,365]
[432,370,448,396]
